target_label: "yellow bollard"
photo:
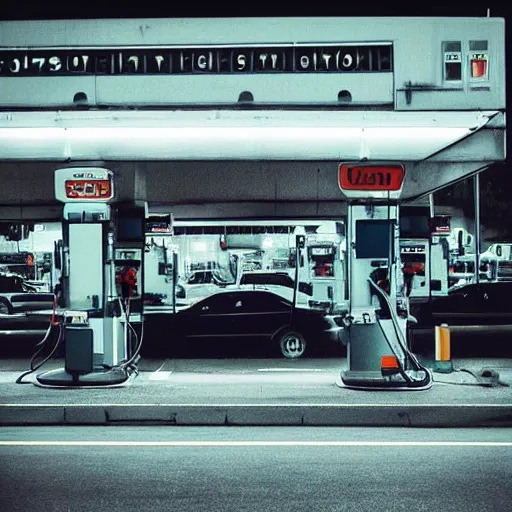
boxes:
[434,323,453,373]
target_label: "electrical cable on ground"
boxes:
[16,294,63,384]
[16,289,144,385]
[16,324,63,384]
[112,295,144,376]
[433,366,510,387]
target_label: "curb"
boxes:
[2,404,512,427]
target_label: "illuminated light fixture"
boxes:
[192,241,207,252]
[470,55,488,79]
[469,41,489,81]
[262,236,273,249]
[0,110,498,171]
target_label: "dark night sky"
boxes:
[1,2,510,20]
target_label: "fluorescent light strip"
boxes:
[0,126,470,161]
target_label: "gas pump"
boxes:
[144,215,175,307]
[400,240,430,298]
[399,207,451,301]
[35,167,146,387]
[337,164,432,391]
[308,242,346,310]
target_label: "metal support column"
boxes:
[474,174,481,284]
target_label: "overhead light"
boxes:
[262,236,273,249]
[192,241,207,252]
[0,124,481,161]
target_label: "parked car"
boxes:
[408,281,512,348]
[176,270,314,306]
[234,271,312,305]
[0,271,54,338]
[143,289,344,359]
[176,269,230,301]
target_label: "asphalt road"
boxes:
[1,427,511,512]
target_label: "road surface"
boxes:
[0,426,511,511]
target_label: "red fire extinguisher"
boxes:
[117,267,138,298]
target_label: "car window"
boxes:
[195,294,235,314]
[446,284,486,311]
[480,282,512,300]
[240,273,294,288]
[221,294,252,313]
[187,271,213,285]
[230,294,262,313]
[245,292,291,312]
[449,283,475,296]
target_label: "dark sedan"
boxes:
[408,281,512,349]
[142,289,344,359]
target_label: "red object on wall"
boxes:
[471,59,487,78]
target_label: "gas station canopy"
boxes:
[0,109,503,162]
[0,109,505,203]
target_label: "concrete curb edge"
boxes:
[1,404,512,427]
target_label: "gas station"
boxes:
[0,16,506,392]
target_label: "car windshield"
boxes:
[240,273,293,288]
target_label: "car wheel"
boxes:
[278,330,307,359]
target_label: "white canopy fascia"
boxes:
[0,109,499,161]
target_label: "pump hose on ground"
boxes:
[368,278,432,387]
[16,294,64,384]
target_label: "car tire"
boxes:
[277,329,307,359]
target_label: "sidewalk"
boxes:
[1,357,512,427]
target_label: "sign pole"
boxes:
[474,174,481,285]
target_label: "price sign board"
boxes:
[55,168,114,203]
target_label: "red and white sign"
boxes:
[65,179,112,200]
[55,167,114,203]
[338,164,405,191]
[429,216,451,235]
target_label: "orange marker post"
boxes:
[434,323,453,373]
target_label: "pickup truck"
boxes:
[449,243,512,286]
